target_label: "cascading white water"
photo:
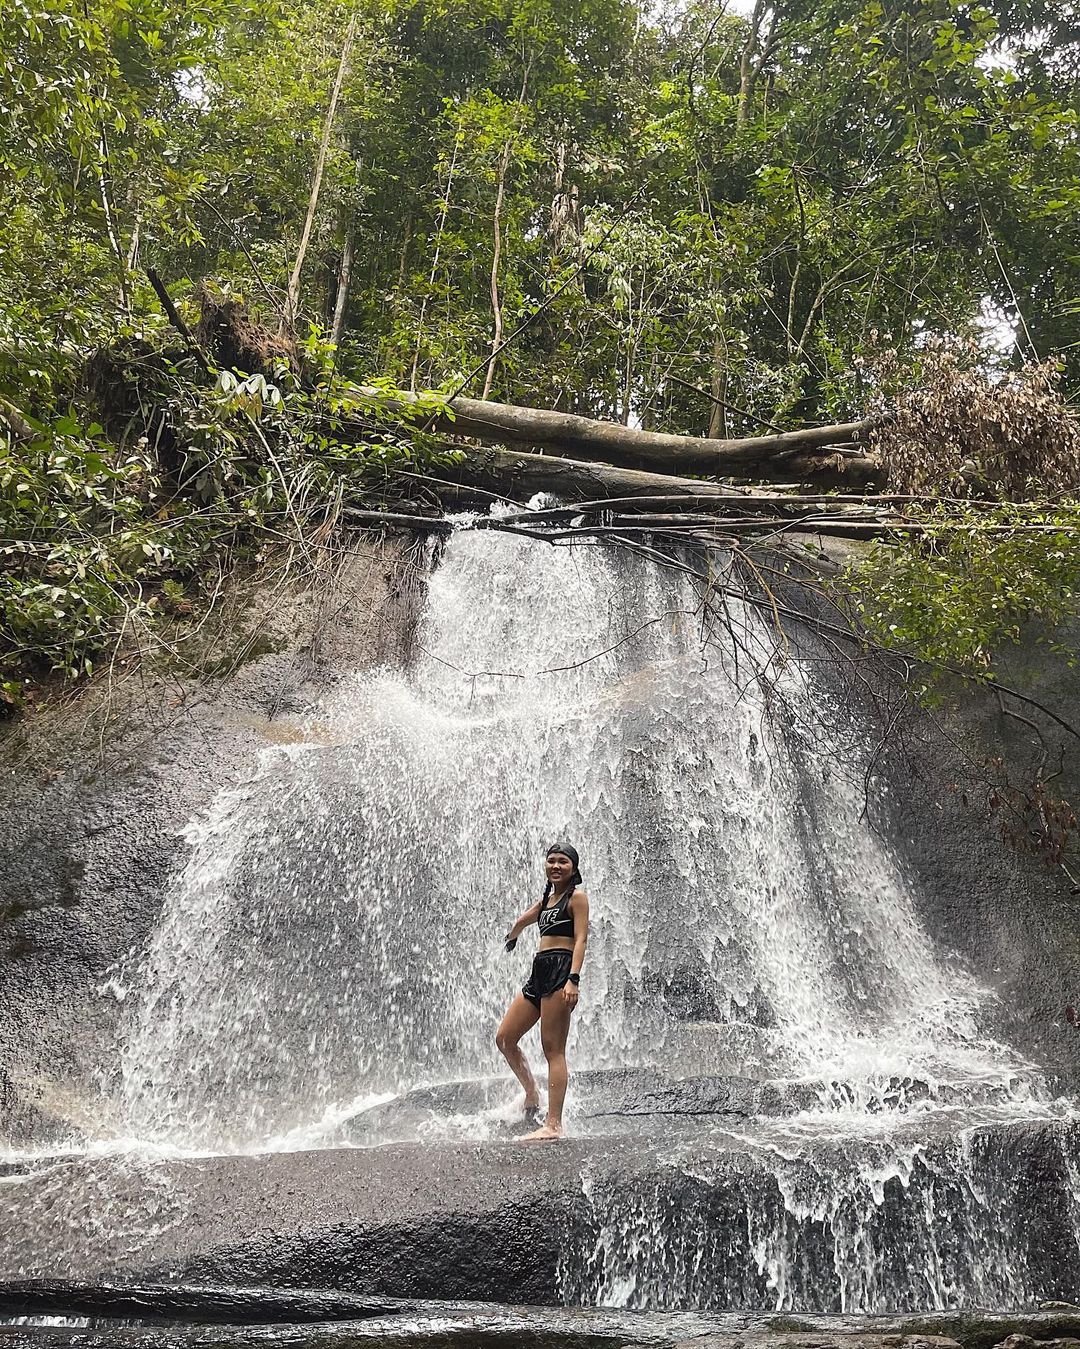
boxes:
[115,517,1035,1154]
[559,1114,1080,1311]
[100,513,1080,1313]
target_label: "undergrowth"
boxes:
[0,322,458,712]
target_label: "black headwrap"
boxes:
[546,842,580,870]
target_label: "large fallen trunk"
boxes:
[423,443,878,505]
[366,388,879,480]
[432,444,744,503]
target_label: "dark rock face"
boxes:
[5,539,1080,1319]
[0,542,421,1150]
[6,1297,1080,1349]
[0,1281,402,1323]
[332,1072,824,1148]
[3,1121,1080,1313]
[182,1202,565,1306]
[0,1139,577,1299]
[870,621,1080,1074]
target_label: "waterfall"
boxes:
[559,1118,1080,1311]
[108,518,1076,1309]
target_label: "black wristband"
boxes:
[568,972,580,985]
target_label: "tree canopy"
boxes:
[1,0,1079,709]
[4,0,1079,414]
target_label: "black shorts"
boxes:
[523,950,573,1009]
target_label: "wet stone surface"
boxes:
[4,1297,1080,1349]
[332,1069,827,1147]
[3,1116,1080,1312]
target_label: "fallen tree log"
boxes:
[420,443,878,505]
[416,444,745,504]
[362,387,880,479]
[341,505,1076,547]
[351,456,1073,544]
[728,453,881,487]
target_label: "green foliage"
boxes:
[840,503,1080,697]
[0,0,254,376]
[836,346,1080,695]
[2,0,1080,702]
[0,337,457,702]
[0,418,160,691]
[5,0,1080,416]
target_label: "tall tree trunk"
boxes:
[738,0,778,124]
[125,215,141,278]
[481,139,513,401]
[280,13,357,338]
[396,210,413,291]
[410,134,460,391]
[707,338,728,439]
[331,217,354,348]
[620,270,640,426]
[97,128,129,312]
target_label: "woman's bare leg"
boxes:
[521,993,572,1141]
[495,993,541,1110]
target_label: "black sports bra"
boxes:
[538,888,575,940]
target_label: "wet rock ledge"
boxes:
[3,1284,1080,1349]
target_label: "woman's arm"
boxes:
[563,889,590,1007]
[504,900,542,946]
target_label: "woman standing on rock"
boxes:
[496,843,590,1142]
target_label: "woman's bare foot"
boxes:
[519,1122,564,1142]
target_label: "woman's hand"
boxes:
[562,982,579,1009]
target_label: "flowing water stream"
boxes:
[11,514,1080,1313]
[118,522,1036,1143]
